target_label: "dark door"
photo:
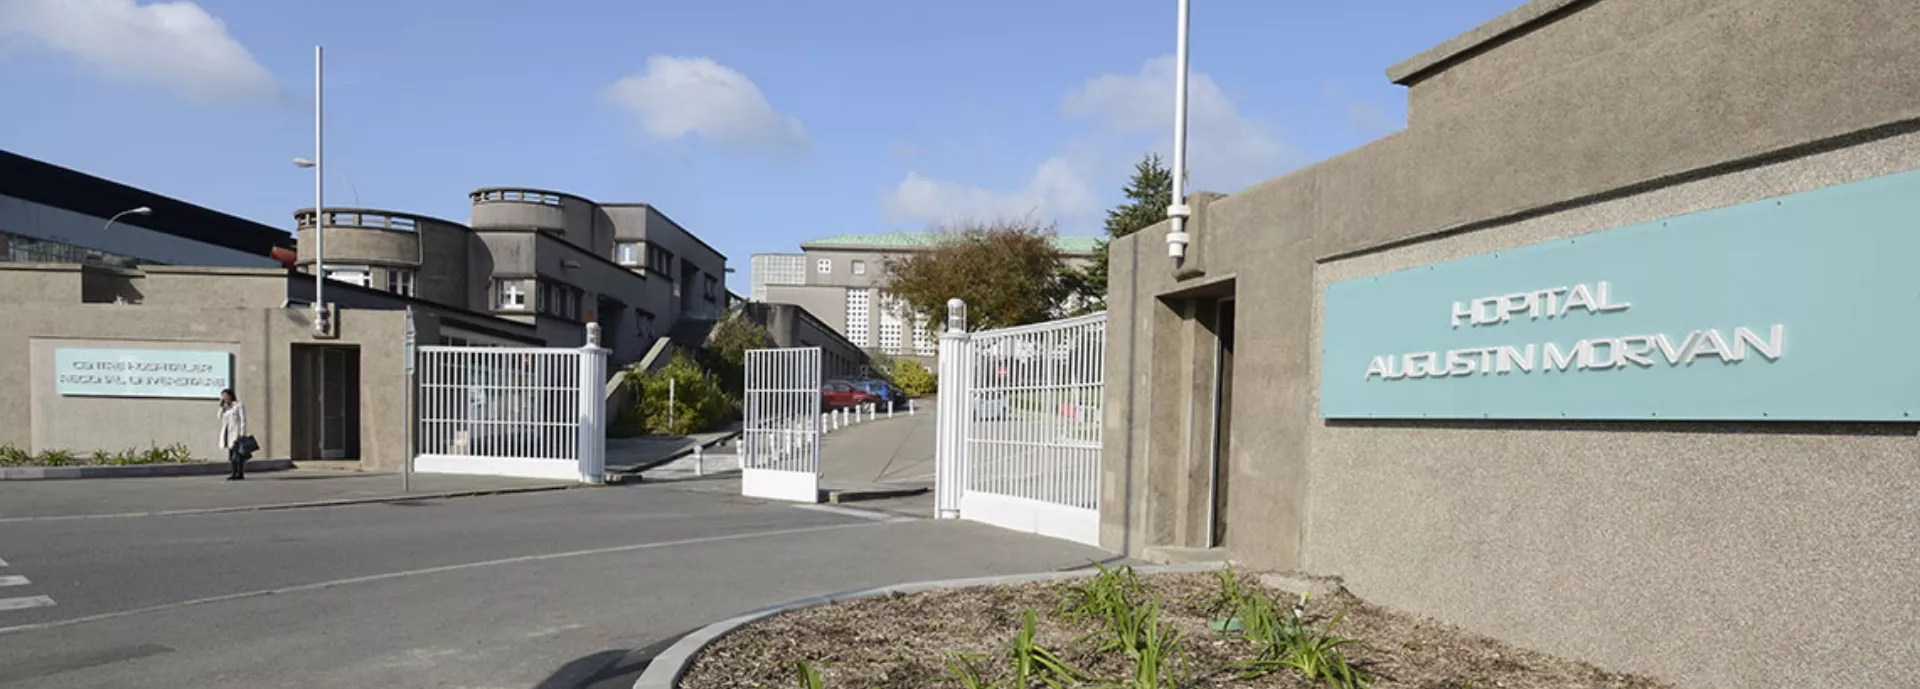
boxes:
[1209,298,1236,548]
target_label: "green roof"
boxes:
[800,231,1102,255]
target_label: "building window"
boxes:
[615,241,641,266]
[648,244,674,276]
[385,268,416,297]
[851,260,866,276]
[816,258,832,274]
[325,265,371,288]
[912,312,936,356]
[497,280,526,310]
[704,275,718,302]
[878,293,904,355]
[845,288,871,347]
[637,310,657,339]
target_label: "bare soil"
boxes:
[680,571,1673,689]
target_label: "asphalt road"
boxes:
[0,483,1113,688]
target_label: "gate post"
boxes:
[576,323,608,484]
[934,298,972,520]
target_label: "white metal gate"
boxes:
[413,329,607,483]
[935,301,1105,546]
[741,347,822,502]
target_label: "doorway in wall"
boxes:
[1207,297,1236,548]
[292,344,361,461]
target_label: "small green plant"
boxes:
[1188,563,1253,622]
[1057,562,1145,624]
[1235,590,1370,689]
[34,449,76,467]
[1097,595,1189,689]
[626,352,739,436]
[795,661,824,689]
[942,610,1084,689]
[0,444,30,467]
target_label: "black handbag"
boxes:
[236,435,259,459]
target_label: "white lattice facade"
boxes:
[877,293,904,354]
[911,312,936,356]
[749,253,807,302]
[844,288,872,347]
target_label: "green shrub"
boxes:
[0,443,195,467]
[35,449,77,467]
[893,359,937,397]
[0,444,32,467]
[626,352,738,436]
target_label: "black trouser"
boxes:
[228,445,246,478]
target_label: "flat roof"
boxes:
[799,231,1102,255]
[1386,0,1588,86]
[0,148,294,257]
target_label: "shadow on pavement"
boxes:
[531,630,695,689]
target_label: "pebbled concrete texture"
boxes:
[630,562,1216,689]
[0,459,292,481]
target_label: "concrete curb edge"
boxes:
[611,430,743,476]
[0,459,294,481]
[629,561,1227,689]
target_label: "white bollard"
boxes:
[867,403,876,422]
[694,445,705,477]
[888,402,895,419]
[822,414,831,433]
[909,399,916,415]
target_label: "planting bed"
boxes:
[680,568,1672,689]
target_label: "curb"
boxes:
[630,561,1226,689]
[609,431,742,476]
[0,483,587,523]
[0,459,294,481]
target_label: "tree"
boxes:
[1068,153,1174,314]
[704,310,775,397]
[884,220,1069,330]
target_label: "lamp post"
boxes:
[293,158,358,207]
[1165,0,1193,262]
[103,206,152,231]
[310,45,328,335]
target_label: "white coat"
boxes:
[218,401,248,452]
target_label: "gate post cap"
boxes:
[946,299,966,331]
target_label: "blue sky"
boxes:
[0,0,1521,293]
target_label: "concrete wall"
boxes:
[764,284,849,336]
[0,267,426,469]
[742,302,868,380]
[1099,0,1920,686]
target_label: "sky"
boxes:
[0,0,1523,294]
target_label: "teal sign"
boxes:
[1321,168,1920,421]
[53,348,232,399]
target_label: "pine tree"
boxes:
[1070,153,1174,314]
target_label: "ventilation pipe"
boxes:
[1165,0,1193,261]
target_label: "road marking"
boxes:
[0,576,27,587]
[0,520,888,636]
[0,596,55,612]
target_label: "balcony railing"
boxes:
[470,188,564,207]
[295,209,420,232]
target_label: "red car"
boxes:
[821,381,883,410]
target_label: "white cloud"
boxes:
[882,55,1298,230]
[1324,83,1400,137]
[1062,55,1300,194]
[602,56,807,156]
[883,155,1099,227]
[0,0,277,104]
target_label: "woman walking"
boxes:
[218,388,248,480]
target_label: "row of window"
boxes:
[324,265,415,297]
[614,241,676,277]
[816,257,867,276]
[2,231,147,268]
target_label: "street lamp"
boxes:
[103,206,152,231]
[1165,0,1193,262]
[293,157,359,207]
[309,45,328,336]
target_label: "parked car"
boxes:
[821,381,884,410]
[826,378,907,411]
